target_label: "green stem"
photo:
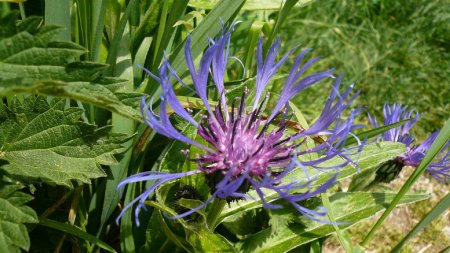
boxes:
[19,3,26,19]
[206,198,227,231]
[321,192,353,253]
[391,193,450,253]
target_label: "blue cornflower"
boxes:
[117,26,362,225]
[369,104,450,182]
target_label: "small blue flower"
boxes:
[369,103,449,182]
[117,25,362,225]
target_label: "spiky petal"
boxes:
[369,104,449,182]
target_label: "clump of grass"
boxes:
[278,0,449,139]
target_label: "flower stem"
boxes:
[206,198,227,231]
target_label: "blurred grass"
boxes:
[271,0,449,139]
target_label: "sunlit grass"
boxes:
[278,0,449,139]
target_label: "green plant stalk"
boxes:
[120,184,137,253]
[391,192,450,252]
[152,0,170,65]
[91,0,107,62]
[44,0,71,41]
[243,21,264,78]
[264,0,299,55]
[206,198,227,231]
[362,117,450,245]
[344,119,412,147]
[18,3,26,19]
[438,246,450,253]
[321,192,353,253]
[105,0,136,75]
[145,200,193,252]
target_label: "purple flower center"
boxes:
[196,91,297,179]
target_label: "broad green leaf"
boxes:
[0,184,38,253]
[309,240,323,253]
[222,209,268,240]
[0,96,130,188]
[139,211,179,253]
[235,192,428,253]
[131,0,163,56]
[152,182,236,253]
[187,228,237,253]
[187,0,313,10]
[38,218,117,253]
[218,142,406,221]
[0,16,143,122]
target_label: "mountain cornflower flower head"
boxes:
[369,103,450,183]
[117,25,363,226]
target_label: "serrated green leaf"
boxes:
[0,16,143,122]
[0,96,129,188]
[0,184,38,253]
[222,209,268,240]
[234,192,428,253]
[266,207,295,231]
[187,228,237,253]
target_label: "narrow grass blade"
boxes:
[95,27,136,238]
[144,0,245,97]
[44,0,71,41]
[242,20,264,78]
[264,0,299,54]
[148,0,189,68]
[132,0,162,57]
[91,0,107,62]
[105,0,136,75]
[38,218,117,253]
[391,193,450,253]
[321,192,353,253]
[167,0,245,75]
[438,246,450,253]
[344,119,411,146]
[120,184,137,253]
[362,117,450,246]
